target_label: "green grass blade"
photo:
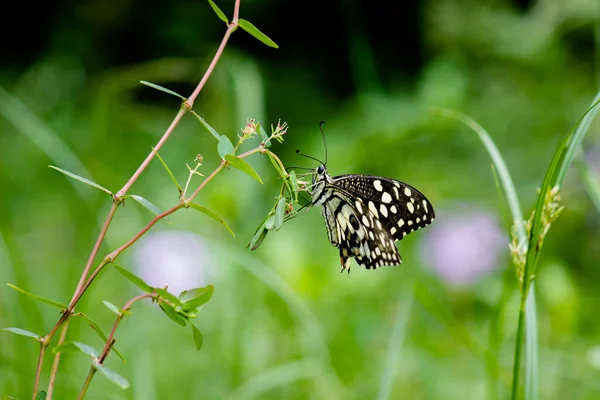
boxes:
[0,86,95,200]
[113,264,153,293]
[127,195,170,223]
[578,158,600,215]
[376,287,414,400]
[49,166,113,196]
[525,292,539,400]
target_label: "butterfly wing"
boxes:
[320,185,402,272]
[332,174,435,240]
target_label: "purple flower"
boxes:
[419,208,507,286]
[132,231,214,295]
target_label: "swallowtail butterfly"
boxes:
[300,123,435,273]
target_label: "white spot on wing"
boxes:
[362,215,370,227]
[398,219,405,227]
[390,227,397,235]
[381,192,392,203]
[356,200,363,213]
[423,200,428,213]
[407,202,415,213]
[404,187,412,197]
[393,186,399,199]
[380,204,388,217]
[368,201,379,217]
[390,205,397,214]
[373,180,383,192]
[408,220,413,226]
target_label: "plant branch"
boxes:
[32,342,45,400]
[36,1,244,396]
[77,293,154,399]
[46,320,70,398]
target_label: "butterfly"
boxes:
[308,163,435,273]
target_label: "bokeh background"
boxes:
[1,0,600,399]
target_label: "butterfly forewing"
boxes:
[310,168,435,273]
[332,175,435,240]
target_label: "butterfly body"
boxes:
[310,165,435,273]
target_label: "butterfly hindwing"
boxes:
[320,187,402,272]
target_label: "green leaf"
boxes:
[128,195,170,223]
[274,197,286,230]
[188,203,235,237]
[191,322,203,350]
[53,341,98,358]
[7,284,67,309]
[74,313,126,364]
[35,390,47,400]
[266,151,292,196]
[249,225,268,250]
[103,300,121,316]
[48,166,112,196]
[158,302,187,327]
[113,265,153,293]
[224,155,263,184]
[217,135,234,159]
[207,0,228,24]
[152,147,182,192]
[93,361,130,390]
[179,285,214,311]
[155,288,182,306]
[257,123,270,147]
[190,111,221,141]
[1,327,40,340]
[140,80,185,100]
[238,19,278,48]
[264,215,276,230]
[289,170,298,202]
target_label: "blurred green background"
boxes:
[1,0,600,399]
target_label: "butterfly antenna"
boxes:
[295,149,324,165]
[319,120,328,165]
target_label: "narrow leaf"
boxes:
[1,327,40,340]
[7,284,67,309]
[189,203,235,236]
[128,195,170,223]
[113,265,153,293]
[155,288,182,306]
[249,225,268,250]
[53,341,98,358]
[190,111,220,141]
[152,147,182,192]
[257,123,271,147]
[274,197,286,230]
[158,302,187,326]
[140,80,185,100]
[266,151,292,196]
[48,166,112,196]
[289,170,298,202]
[180,285,214,310]
[264,215,276,230]
[35,390,47,400]
[93,361,130,389]
[191,322,203,350]
[74,313,126,364]
[224,154,263,184]
[207,0,228,24]
[218,135,234,159]
[103,300,121,316]
[238,19,279,48]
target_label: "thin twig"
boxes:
[46,321,69,399]
[32,343,45,400]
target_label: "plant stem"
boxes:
[77,368,96,400]
[46,320,69,398]
[511,296,527,400]
[77,293,153,398]
[32,342,45,400]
